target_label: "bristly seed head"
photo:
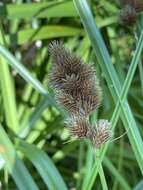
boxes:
[119,5,137,25]
[119,0,143,12]
[55,91,83,115]
[87,119,112,149]
[49,40,102,116]
[49,41,112,149]
[118,0,143,25]
[65,116,89,138]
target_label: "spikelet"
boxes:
[119,0,143,12]
[65,116,89,138]
[49,41,102,116]
[55,91,83,115]
[87,120,112,149]
[81,78,102,115]
[49,41,112,149]
[49,41,84,90]
[134,0,143,12]
[119,5,137,25]
[119,0,143,25]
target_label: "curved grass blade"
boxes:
[0,124,39,190]
[133,180,143,190]
[0,44,47,95]
[8,25,83,45]
[0,31,19,134]
[0,1,77,20]
[17,140,68,190]
[18,96,52,138]
[0,44,65,114]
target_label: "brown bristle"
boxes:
[87,120,112,149]
[49,41,112,149]
[119,5,137,25]
[119,0,143,25]
[119,0,136,7]
[119,0,143,12]
[49,40,83,75]
[65,116,89,138]
[55,91,83,115]
[134,1,143,12]
[49,41,102,116]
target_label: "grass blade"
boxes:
[99,163,108,190]
[0,44,47,95]
[8,25,83,45]
[133,180,143,190]
[17,140,68,190]
[0,1,77,19]
[104,157,131,190]
[0,56,19,133]
[0,44,66,115]
[0,31,19,133]
[0,124,39,190]
[18,96,52,138]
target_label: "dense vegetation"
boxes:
[0,0,143,189]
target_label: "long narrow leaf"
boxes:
[0,1,77,19]
[0,56,19,133]
[104,157,131,190]
[0,124,39,190]
[0,44,47,95]
[17,140,68,190]
[0,31,19,133]
[8,25,83,45]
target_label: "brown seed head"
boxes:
[119,4,137,25]
[119,0,143,12]
[118,0,143,25]
[55,90,84,115]
[49,41,102,116]
[65,116,89,138]
[87,119,112,149]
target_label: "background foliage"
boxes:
[0,0,143,190]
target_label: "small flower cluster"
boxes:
[49,41,112,149]
[119,0,143,25]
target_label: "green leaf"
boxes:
[0,31,19,133]
[104,157,131,190]
[17,140,68,190]
[133,180,143,190]
[0,124,39,190]
[18,96,53,138]
[0,44,63,112]
[0,44,66,115]
[99,163,108,190]
[8,25,83,45]
[0,56,19,133]
[0,44,47,95]
[0,1,77,19]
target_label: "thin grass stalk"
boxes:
[18,96,52,138]
[104,157,131,190]
[0,124,39,190]
[0,29,19,133]
[99,163,108,190]
[0,44,47,95]
[112,124,124,190]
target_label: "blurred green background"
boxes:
[0,0,143,189]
